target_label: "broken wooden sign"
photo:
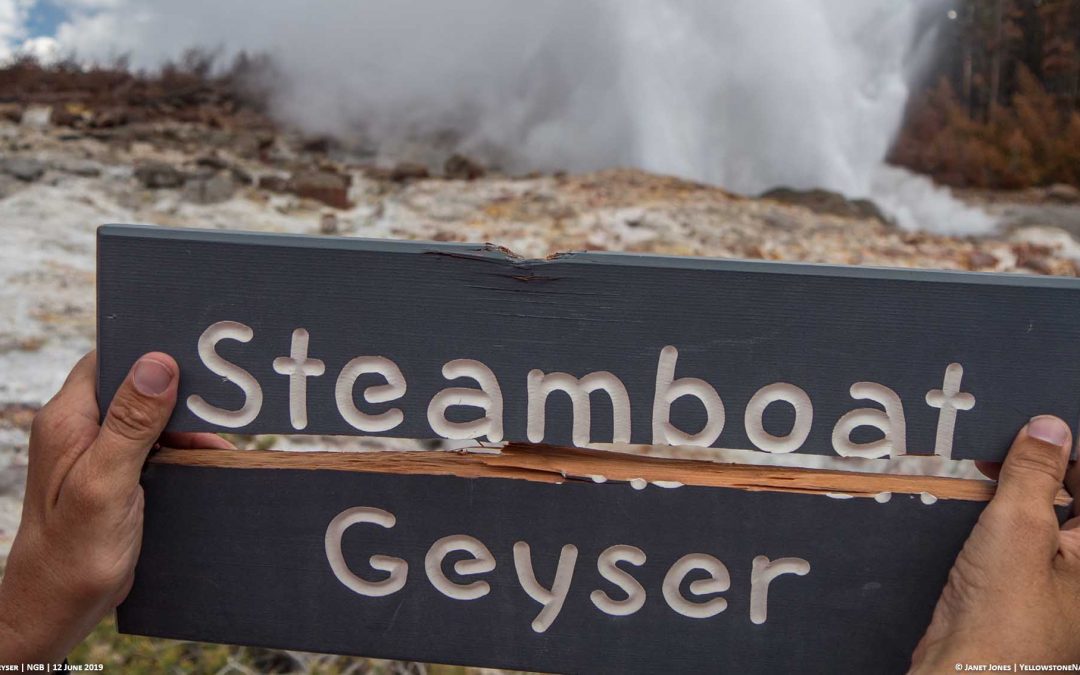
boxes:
[97,225,1080,673]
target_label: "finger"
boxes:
[60,349,96,390]
[49,350,100,424]
[89,353,179,489]
[162,432,236,450]
[995,415,1073,516]
[27,352,102,483]
[975,460,1001,481]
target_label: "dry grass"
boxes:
[68,616,514,675]
[0,50,276,131]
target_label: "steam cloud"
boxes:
[46,0,996,233]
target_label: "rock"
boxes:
[195,154,229,171]
[182,172,236,204]
[444,153,485,180]
[319,212,340,234]
[89,107,130,129]
[0,402,38,432]
[760,187,886,222]
[49,109,77,127]
[1046,183,1080,204]
[1012,241,1057,275]
[191,154,254,185]
[431,229,460,241]
[0,157,45,182]
[50,103,91,127]
[233,131,275,159]
[301,136,333,154]
[362,162,432,182]
[290,169,351,209]
[258,173,290,193]
[55,159,103,178]
[1021,256,1057,275]
[388,162,430,183]
[834,197,887,221]
[965,250,999,270]
[0,104,22,123]
[0,174,21,198]
[760,212,803,231]
[265,137,298,164]
[230,166,254,185]
[20,105,52,129]
[134,160,186,189]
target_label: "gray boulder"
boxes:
[0,157,45,182]
[760,187,886,223]
[1046,183,1080,204]
[182,172,236,205]
[134,161,186,189]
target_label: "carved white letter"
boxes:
[662,553,730,618]
[272,328,325,430]
[832,382,907,458]
[744,382,813,454]
[427,359,504,442]
[324,507,407,597]
[424,535,496,601]
[590,544,647,616]
[513,541,578,633]
[186,321,263,428]
[526,370,630,446]
[750,556,810,624]
[925,363,975,459]
[335,356,406,432]
[652,346,725,447]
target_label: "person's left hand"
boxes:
[0,351,233,665]
[910,416,1080,670]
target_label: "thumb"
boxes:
[994,415,1072,517]
[91,352,178,488]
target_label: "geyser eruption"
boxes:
[53,0,995,233]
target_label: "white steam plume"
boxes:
[50,0,997,233]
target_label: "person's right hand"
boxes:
[0,351,233,665]
[911,415,1080,670]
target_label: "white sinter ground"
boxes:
[2,118,1080,559]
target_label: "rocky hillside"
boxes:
[4,99,1080,554]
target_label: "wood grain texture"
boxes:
[149,444,1029,503]
[97,224,1080,461]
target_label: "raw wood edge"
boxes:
[147,442,1071,505]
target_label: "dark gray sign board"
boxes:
[96,224,1080,673]
[118,459,983,675]
[98,224,1080,461]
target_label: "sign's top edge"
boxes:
[98,223,1080,290]
[97,222,485,256]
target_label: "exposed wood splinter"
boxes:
[149,442,1070,504]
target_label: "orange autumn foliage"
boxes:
[892,67,1080,189]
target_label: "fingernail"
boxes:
[1028,415,1070,447]
[133,357,174,396]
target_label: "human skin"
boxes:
[0,351,232,664]
[0,352,1077,667]
[910,415,1080,671]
